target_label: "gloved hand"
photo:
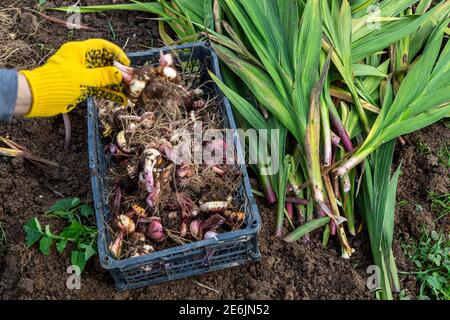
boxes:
[20,39,131,117]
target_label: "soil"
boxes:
[0,0,448,300]
[391,123,450,297]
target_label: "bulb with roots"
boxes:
[113,51,178,102]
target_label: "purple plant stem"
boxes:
[260,174,276,205]
[286,202,294,220]
[331,132,341,147]
[318,207,327,217]
[285,197,309,205]
[330,220,337,236]
[329,112,354,152]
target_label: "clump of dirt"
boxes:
[0,9,38,68]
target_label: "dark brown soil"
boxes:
[0,0,448,300]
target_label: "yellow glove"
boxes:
[20,39,131,117]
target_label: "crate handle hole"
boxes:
[249,250,260,260]
[116,281,127,291]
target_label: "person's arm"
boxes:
[0,71,34,122]
[15,74,32,115]
[0,70,16,121]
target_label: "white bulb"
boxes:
[163,67,178,79]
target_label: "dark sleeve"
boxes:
[0,70,18,122]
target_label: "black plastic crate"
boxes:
[87,42,261,291]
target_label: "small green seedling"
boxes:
[399,289,412,300]
[416,141,432,156]
[403,229,450,300]
[24,198,97,273]
[438,143,449,169]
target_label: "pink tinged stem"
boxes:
[335,147,372,177]
[285,197,309,205]
[260,174,276,205]
[329,113,354,152]
[331,132,341,147]
[319,203,330,217]
[113,61,136,85]
[330,220,337,236]
[335,159,357,177]
[62,113,71,150]
[330,132,340,163]
[286,202,294,220]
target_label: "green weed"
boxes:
[428,191,450,222]
[24,198,97,273]
[416,141,432,156]
[438,143,449,169]
[402,229,450,300]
